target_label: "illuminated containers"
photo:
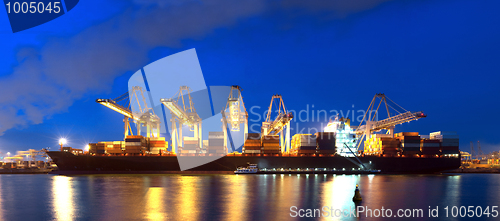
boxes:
[125,135,146,154]
[207,132,226,154]
[291,134,316,149]
[289,134,317,154]
[243,133,261,154]
[182,137,200,154]
[88,143,98,154]
[93,143,106,154]
[364,134,401,156]
[395,132,421,155]
[149,137,167,154]
[107,141,124,154]
[2,162,16,169]
[261,135,280,154]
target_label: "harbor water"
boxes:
[0,173,499,220]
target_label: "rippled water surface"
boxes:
[0,173,499,220]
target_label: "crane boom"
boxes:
[355,111,426,135]
[264,113,294,135]
[355,93,426,151]
[96,99,137,120]
[160,98,200,125]
[97,86,160,138]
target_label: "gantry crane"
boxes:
[221,86,248,153]
[261,95,294,153]
[97,86,160,138]
[160,86,202,153]
[17,149,47,165]
[355,93,426,150]
[470,141,476,159]
[477,141,484,160]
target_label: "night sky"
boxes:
[0,0,499,154]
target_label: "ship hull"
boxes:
[47,151,460,174]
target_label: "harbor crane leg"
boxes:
[280,130,284,153]
[286,124,290,153]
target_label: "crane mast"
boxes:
[262,95,293,153]
[160,86,202,154]
[222,86,248,153]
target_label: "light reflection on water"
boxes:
[0,174,498,220]
[52,176,75,221]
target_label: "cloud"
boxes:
[0,0,393,135]
[0,0,266,135]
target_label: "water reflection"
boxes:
[321,175,359,221]
[176,176,201,220]
[145,187,167,220]
[223,175,247,221]
[52,176,75,221]
[30,174,499,220]
[0,177,4,221]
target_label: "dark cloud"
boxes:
[0,0,392,135]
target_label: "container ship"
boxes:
[46,51,461,174]
[47,98,462,174]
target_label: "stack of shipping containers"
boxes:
[243,133,261,154]
[124,136,146,154]
[363,134,406,157]
[107,141,123,154]
[208,132,226,155]
[420,138,441,157]
[149,137,167,154]
[366,134,402,157]
[430,131,459,157]
[315,132,336,155]
[89,143,97,154]
[290,134,317,154]
[261,135,280,154]
[395,132,421,156]
[182,137,199,154]
[363,135,400,156]
[94,142,106,154]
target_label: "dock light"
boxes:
[59,138,67,151]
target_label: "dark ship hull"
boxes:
[47,151,461,174]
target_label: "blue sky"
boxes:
[0,0,499,154]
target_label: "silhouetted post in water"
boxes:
[353,184,362,201]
